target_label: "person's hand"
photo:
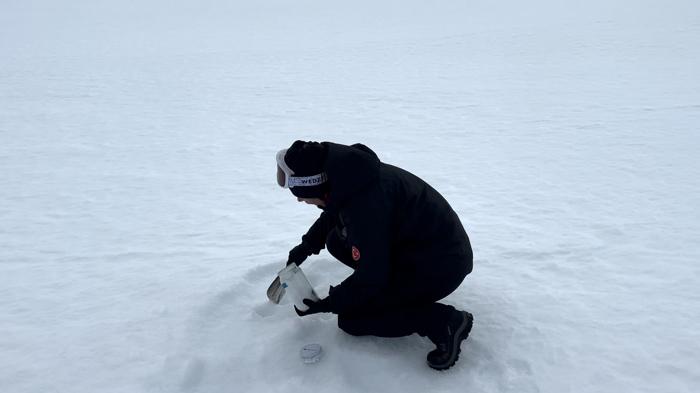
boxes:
[287,242,313,266]
[294,298,332,317]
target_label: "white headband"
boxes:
[277,148,328,188]
[288,173,328,188]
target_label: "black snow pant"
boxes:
[325,227,471,342]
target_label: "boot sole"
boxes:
[428,311,473,371]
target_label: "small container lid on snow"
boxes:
[300,343,323,364]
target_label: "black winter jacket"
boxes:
[300,142,472,314]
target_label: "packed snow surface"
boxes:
[1,1,699,392]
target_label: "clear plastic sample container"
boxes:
[277,263,320,311]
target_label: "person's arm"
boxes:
[326,199,392,314]
[301,211,336,253]
[287,211,336,266]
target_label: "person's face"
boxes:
[297,197,326,207]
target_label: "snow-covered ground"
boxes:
[1,1,699,392]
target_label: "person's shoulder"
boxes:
[348,143,375,156]
[379,162,428,187]
[341,181,390,217]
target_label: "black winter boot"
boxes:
[427,310,473,370]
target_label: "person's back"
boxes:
[377,162,473,273]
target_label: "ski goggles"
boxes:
[276,149,328,189]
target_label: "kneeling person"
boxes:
[276,140,474,370]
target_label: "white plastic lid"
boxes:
[300,343,323,364]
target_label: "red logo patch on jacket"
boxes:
[351,246,361,261]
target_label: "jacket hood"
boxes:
[322,142,380,210]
